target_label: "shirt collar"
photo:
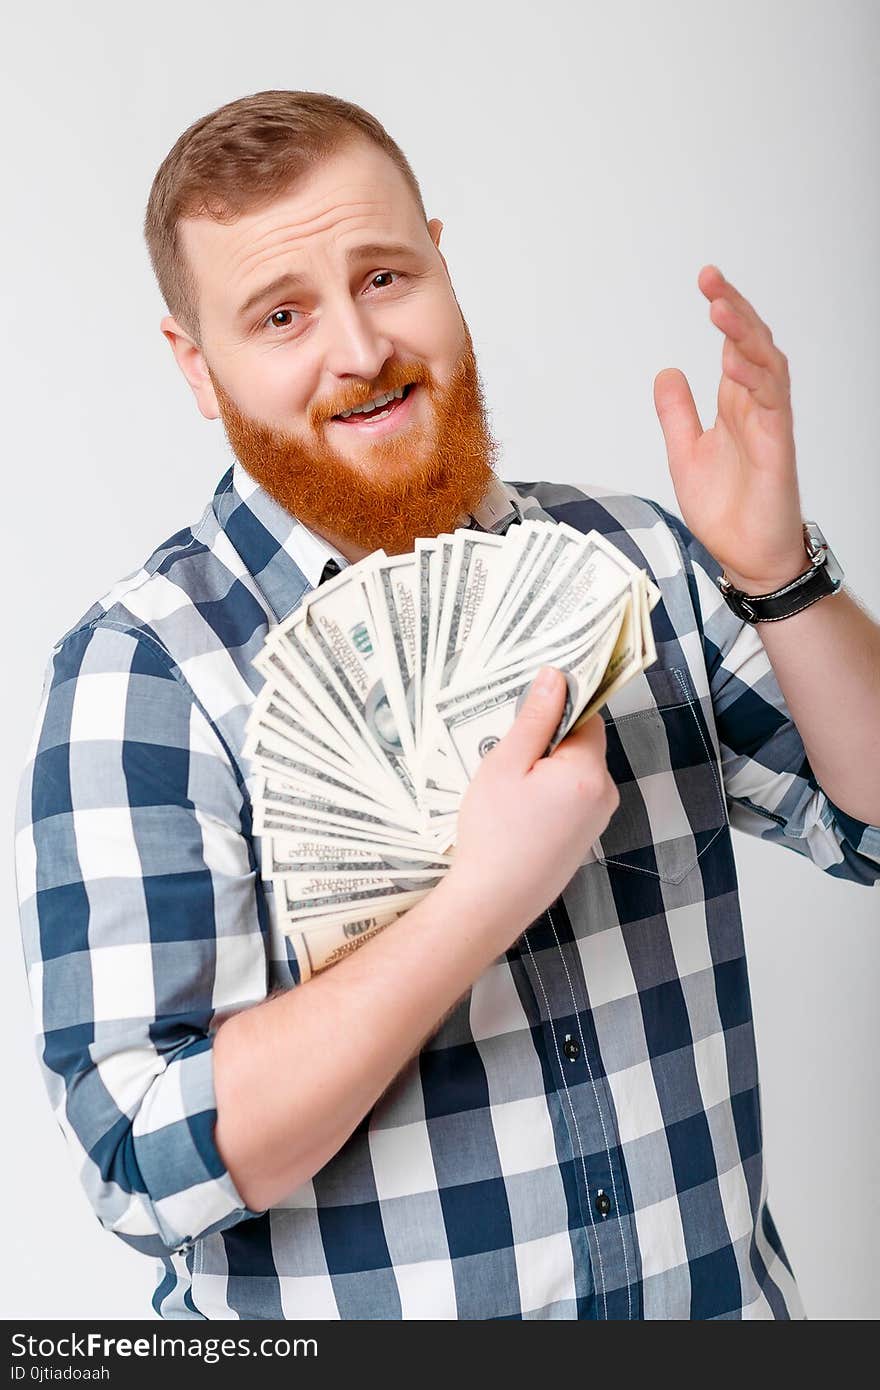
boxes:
[213,457,523,624]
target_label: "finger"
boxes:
[716,278,772,341]
[711,299,791,402]
[721,336,764,391]
[710,297,778,371]
[495,666,567,774]
[700,265,773,338]
[721,336,791,410]
[700,265,784,368]
[653,367,703,476]
[547,709,607,763]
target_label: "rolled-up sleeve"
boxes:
[645,500,880,886]
[14,621,270,1257]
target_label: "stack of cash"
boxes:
[244,518,662,979]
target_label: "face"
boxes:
[162,138,500,558]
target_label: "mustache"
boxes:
[317,363,431,423]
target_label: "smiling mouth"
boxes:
[332,382,416,424]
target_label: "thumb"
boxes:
[653,367,702,485]
[496,666,566,773]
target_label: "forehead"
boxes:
[180,140,424,317]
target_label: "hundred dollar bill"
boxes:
[487,532,622,667]
[273,863,445,896]
[443,522,543,691]
[286,910,404,982]
[424,537,455,701]
[276,874,430,923]
[299,566,420,812]
[476,524,590,666]
[452,535,639,686]
[571,574,658,729]
[462,524,558,665]
[413,538,439,748]
[252,774,429,847]
[414,528,513,792]
[436,595,629,781]
[253,637,378,770]
[473,570,644,692]
[413,536,457,778]
[417,582,640,800]
[243,723,406,821]
[264,833,452,876]
[431,530,511,695]
[254,801,429,851]
[475,527,662,680]
[250,688,378,795]
[361,552,420,766]
[275,612,407,791]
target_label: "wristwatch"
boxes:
[716,521,844,623]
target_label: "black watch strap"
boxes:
[718,559,839,623]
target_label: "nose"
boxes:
[320,292,394,389]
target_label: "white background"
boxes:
[4,0,878,1320]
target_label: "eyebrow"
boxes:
[234,240,422,325]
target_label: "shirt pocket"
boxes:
[585,665,728,884]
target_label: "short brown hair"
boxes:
[143,89,429,348]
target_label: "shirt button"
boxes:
[595,1190,611,1217]
[563,1035,580,1061]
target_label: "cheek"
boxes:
[243,360,317,428]
[401,287,464,354]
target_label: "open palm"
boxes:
[653,265,806,593]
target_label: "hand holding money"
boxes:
[243,516,662,979]
[449,668,620,933]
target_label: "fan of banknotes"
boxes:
[244,518,662,979]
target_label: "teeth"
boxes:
[337,385,406,420]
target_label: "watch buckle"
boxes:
[803,521,828,567]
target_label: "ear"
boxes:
[160,315,220,421]
[428,217,450,276]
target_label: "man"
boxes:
[15,90,880,1321]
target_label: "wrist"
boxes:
[433,863,534,950]
[716,521,844,624]
[721,555,812,596]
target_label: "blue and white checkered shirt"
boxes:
[14,460,880,1320]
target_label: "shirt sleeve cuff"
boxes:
[130,1036,266,1255]
[821,792,880,871]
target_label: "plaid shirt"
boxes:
[15,460,880,1321]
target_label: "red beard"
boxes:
[208,323,501,557]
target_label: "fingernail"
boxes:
[533,666,557,694]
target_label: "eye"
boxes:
[260,270,405,334]
[263,307,301,333]
[369,270,403,291]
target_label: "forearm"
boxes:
[753,585,880,824]
[212,875,522,1213]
